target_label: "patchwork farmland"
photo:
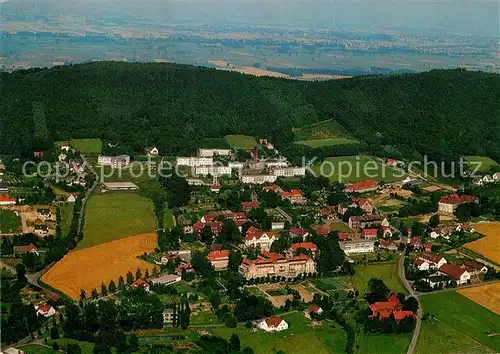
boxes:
[41,233,157,300]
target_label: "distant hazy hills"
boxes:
[1,62,499,162]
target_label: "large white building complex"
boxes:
[198,148,232,157]
[272,167,306,177]
[193,165,232,176]
[176,157,213,167]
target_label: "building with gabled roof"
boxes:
[438,264,471,284]
[280,189,306,204]
[207,250,230,270]
[242,200,259,211]
[363,228,378,239]
[438,194,479,214]
[244,226,278,251]
[13,243,39,256]
[35,304,56,317]
[418,253,447,269]
[304,304,323,318]
[289,227,309,240]
[345,180,379,193]
[289,242,318,257]
[368,296,416,322]
[258,316,288,332]
[131,279,150,292]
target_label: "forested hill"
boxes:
[1,62,499,161]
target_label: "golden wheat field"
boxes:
[458,282,500,315]
[42,233,157,299]
[465,223,500,263]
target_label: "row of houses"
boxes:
[471,172,500,186]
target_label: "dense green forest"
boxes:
[1,63,499,161]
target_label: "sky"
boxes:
[1,0,499,37]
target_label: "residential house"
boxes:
[304,304,323,318]
[192,221,223,238]
[60,141,70,151]
[340,240,375,254]
[461,261,488,275]
[176,157,213,167]
[382,226,393,238]
[37,208,52,220]
[98,154,131,168]
[368,295,416,322]
[131,279,150,292]
[493,172,500,181]
[471,177,484,186]
[438,264,471,284]
[483,175,494,183]
[66,193,78,203]
[13,244,39,256]
[289,242,318,258]
[0,195,16,205]
[348,214,384,229]
[378,240,397,251]
[239,250,316,280]
[241,200,259,211]
[413,259,430,271]
[386,158,400,167]
[163,309,174,323]
[33,151,44,157]
[262,184,282,193]
[176,263,194,275]
[289,227,309,241]
[417,253,447,269]
[319,208,334,220]
[258,316,288,332]
[438,194,479,214]
[34,304,56,317]
[280,189,306,204]
[345,180,379,193]
[363,228,378,239]
[339,198,374,215]
[245,226,278,251]
[207,250,230,270]
[408,236,422,249]
[145,146,159,156]
[58,153,67,161]
[430,226,453,240]
[316,225,330,237]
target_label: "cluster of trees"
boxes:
[234,295,273,322]
[2,64,498,165]
[197,334,254,354]
[171,296,191,329]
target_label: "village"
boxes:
[1,135,499,354]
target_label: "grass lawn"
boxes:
[464,156,499,173]
[356,332,412,354]
[190,310,219,325]
[0,209,22,233]
[210,312,346,354]
[313,277,352,292]
[17,345,55,354]
[329,222,352,233]
[225,135,257,150]
[353,262,406,295]
[46,337,95,354]
[295,138,360,148]
[312,156,407,184]
[59,204,74,238]
[419,291,500,352]
[416,318,494,354]
[163,207,175,229]
[69,138,103,154]
[79,193,157,249]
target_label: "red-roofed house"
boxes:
[413,258,430,271]
[258,316,288,332]
[242,200,259,211]
[316,225,330,237]
[363,228,378,239]
[176,263,193,275]
[461,261,488,275]
[207,250,230,270]
[368,296,416,322]
[438,264,471,284]
[438,194,479,214]
[13,243,39,256]
[289,227,309,240]
[263,184,282,193]
[319,208,334,219]
[131,279,150,292]
[192,221,223,238]
[338,233,349,241]
[33,151,44,157]
[35,304,56,317]
[345,180,379,193]
[424,243,432,253]
[245,226,278,251]
[382,226,393,238]
[351,198,373,214]
[418,253,447,269]
[289,242,318,257]
[0,195,16,205]
[304,303,323,318]
[378,240,397,251]
[280,189,306,204]
[387,158,399,167]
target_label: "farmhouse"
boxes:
[66,193,78,203]
[272,167,306,177]
[239,250,316,280]
[417,253,447,269]
[349,214,384,229]
[34,304,56,317]
[207,250,230,270]
[368,295,416,322]
[102,181,139,191]
[176,157,213,167]
[493,172,500,181]
[258,316,288,332]
[13,244,39,256]
[413,258,430,271]
[0,195,16,205]
[198,148,232,157]
[438,194,479,214]
[245,226,278,251]
[280,189,306,204]
[193,165,232,176]
[438,264,471,284]
[345,180,379,193]
[461,261,488,275]
[304,304,323,318]
[289,227,309,240]
[98,154,130,168]
[149,274,182,286]
[340,240,375,254]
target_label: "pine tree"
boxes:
[118,275,125,289]
[126,271,134,284]
[108,280,117,293]
[172,303,178,328]
[91,288,99,300]
[80,288,86,301]
[135,268,142,280]
[100,282,108,296]
[145,269,150,278]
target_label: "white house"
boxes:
[339,240,375,254]
[35,304,56,317]
[493,172,500,181]
[413,258,430,271]
[66,194,77,203]
[98,154,130,168]
[240,174,277,184]
[245,226,278,251]
[228,161,245,170]
[304,304,323,318]
[58,153,67,161]
[258,316,288,332]
[418,253,447,269]
[60,142,70,152]
[471,177,484,186]
[438,264,470,285]
[483,175,494,183]
[145,146,159,156]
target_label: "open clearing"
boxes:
[295,138,360,148]
[59,138,102,154]
[458,282,500,315]
[464,156,499,173]
[465,223,500,264]
[42,233,157,300]
[353,262,406,295]
[224,135,257,150]
[293,119,353,141]
[80,193,157,249]
[210,312,346,354]
[419,291,500,352]
[312,155,407,183]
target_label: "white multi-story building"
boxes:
[193,165,232,176]
[98,154,130,168]
[272,167,306,177]
[198,148,232,157]
[176,157,213,167]
[264,159,289,168]
[240,174,277,184]
[339,240,375,254]
[228,161,245,170]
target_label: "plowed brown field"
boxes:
[41,233,157,299]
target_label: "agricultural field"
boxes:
[312,156,407,183]
[0,209,22,234]
[80,193,157,249]
[464,156,499,173]
[356,332,412,354]
[59,204,74,238]
[353,262,406,295]
[42,233,157,300]
[69,138,103,154]
[295,138,360,148]
[210,312,346,354]
[224,135,257,150]
[465,223,500,264]
[293,119,354,141]
[419,291,500,352]
[458,282,500,315]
